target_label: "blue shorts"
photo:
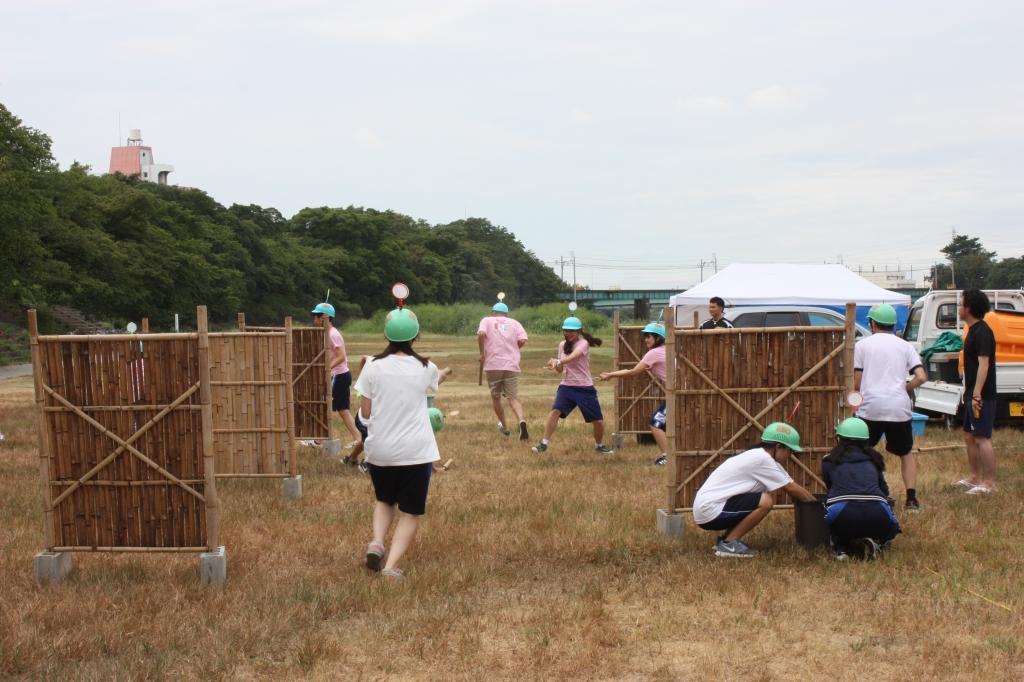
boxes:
[552,385,603,423]
[650,401,667,431]
[697,492,763,531]
[332,372,352,411]
[963,399,996,439]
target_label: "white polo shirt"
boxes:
[854,333,923,422]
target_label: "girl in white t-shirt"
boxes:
[531,316,612,454]
[354,307,448,580]
[599,322,668,465]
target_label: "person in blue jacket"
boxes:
[822,417,901,560]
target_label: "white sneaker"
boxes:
[965,485,993,495]
[953,479,976,490]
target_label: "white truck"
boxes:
[902,290,1024,424]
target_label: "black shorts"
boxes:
[332,371,352,411]
[863,418,913,456]
[367,462,433,515]
[698,492,764,531]
[962,399,996,439]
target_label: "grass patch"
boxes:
[1,334,1022,680]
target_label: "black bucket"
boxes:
[794,495,830,549]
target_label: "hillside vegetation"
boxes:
[0,103,564,331]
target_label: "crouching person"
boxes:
[693,422,816,558]
[823,418,901,560]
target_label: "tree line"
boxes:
[0,103,564,329]
[927,235,1024,290]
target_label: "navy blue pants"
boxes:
[827,500,900,550]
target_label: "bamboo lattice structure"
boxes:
[611,311,666,441]
[660,303,857,513]
[208,318,296,478]
[29,306,219,553]
[237,313,331,440]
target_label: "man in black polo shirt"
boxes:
[701,297,734,330]
[956,289,998,495]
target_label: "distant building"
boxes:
[108,129,173,184]
[851,265,919,289]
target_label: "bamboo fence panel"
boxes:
[663,305,857,512]
[612,311,665,441]
[29,307,218,553]
[238,313,330,440]
[209,323,295,478]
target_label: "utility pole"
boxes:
[571,251,577,303]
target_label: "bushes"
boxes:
[343,302,611,336]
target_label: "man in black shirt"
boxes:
[956,289,998,495]
[701,297,734,330]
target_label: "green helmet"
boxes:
[642,322,666,338]
[836,417,870,440]
[427,406,445,433]
[867,304,897,326]
[761,422,802,452]
[384,308,420,342]
[562,316,583,331]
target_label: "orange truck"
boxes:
[904,290,1024,424]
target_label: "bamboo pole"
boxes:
[675,325,834,336]
[141,318,150,333]
[237,312,246,332]
[51,546,210,553]
[209,380,287,386]
[843,302,856,417]
[197,306,220,549]
[284,316,298,478]
[44,404,201,412]
[28,310,57,550]
[664,306,677,512]
[209,332,287,339]
[38,333,198,342]
[670,386,844,396]
[613,310,620,439]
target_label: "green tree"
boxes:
[988,256,1024,289]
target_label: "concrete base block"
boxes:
[321,439,341,457]
[656,509,685,538]
[33,551,73,585]
[283,474,303,499]
[611,432,625,451]
[199,546,227,585]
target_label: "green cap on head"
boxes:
[867,304,897,326]
[642,322,666,338]
[427,406,445,433]
[836,417,870,440]
[384,308,420,342]
[562,316,583,331]
[762,422,802,452]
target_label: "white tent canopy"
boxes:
[669,264,911,325]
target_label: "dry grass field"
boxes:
[1,332,1022,681]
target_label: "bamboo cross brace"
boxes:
[618,375,659,422]
[295,399,330,432]
[678,354,827,489]
[44,384,206,507]
[675,340,844,494]
[291,348,326,387]
[616,331,666,391]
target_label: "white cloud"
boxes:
[567,107,592,123]
[352,128,381,147]
[675,95,732,115]
[746,85,804,113]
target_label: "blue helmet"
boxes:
[311,302,335,317]
[562,316,583,331]
[492,302,509,313]
[642,322,666,338]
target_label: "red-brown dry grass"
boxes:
[1,333,1022,681]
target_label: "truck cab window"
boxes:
[904,307,922,342]
[936,303,957,329]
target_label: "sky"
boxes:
[3,1,1022,289]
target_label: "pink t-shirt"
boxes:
[477,316,528,372]
[558,339,592,387]
[641,345,666,383]
[329,326,349,376]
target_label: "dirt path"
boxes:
[0,364,31,380]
